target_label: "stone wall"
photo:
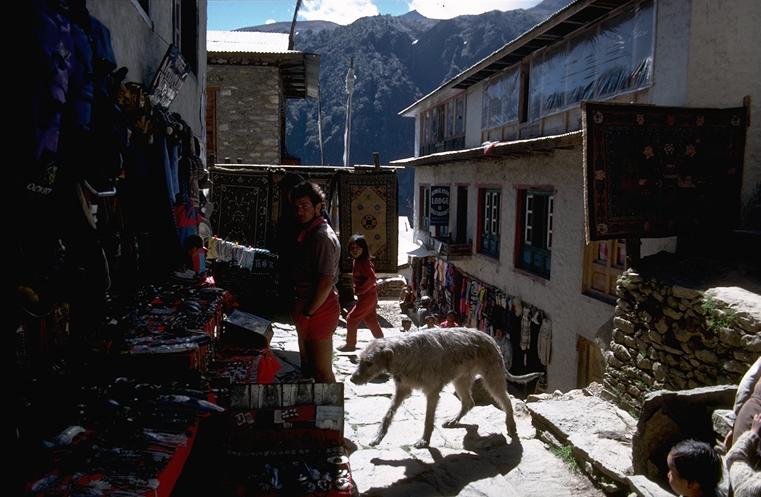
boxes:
[376,276,406,299]
[208,64,281,164]
[603,270,761,413]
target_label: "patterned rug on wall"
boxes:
[209,166,271,247]
[583,102,747,241]
[339,171,398,274]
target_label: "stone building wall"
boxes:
[208,64,281,164]
[603,270,761,412]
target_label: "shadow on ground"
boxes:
[375,315,394,328]
[363,425,524,496]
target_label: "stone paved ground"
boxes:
[268,299,606,497]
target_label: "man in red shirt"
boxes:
[289,182,341,382]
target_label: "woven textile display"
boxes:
[339,172,398,274]
[210,166,271,247]
[583,102,746,241]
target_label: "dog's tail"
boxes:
[505,371,544,384]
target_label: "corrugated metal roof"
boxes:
[207,30,294,54]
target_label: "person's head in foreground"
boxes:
[667,439,722,497]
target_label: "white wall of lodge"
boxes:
[684,0,761,224]
[440,0,760,215]
[406,0,760,391]
[416,148,611,392]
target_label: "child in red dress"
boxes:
[337,234,384,351]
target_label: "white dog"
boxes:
[349,328,543,448]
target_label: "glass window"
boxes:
[454,96,465,135]
[479,189,501,258]
[420,94,466,154]
[419,186,431,230]
[482,66,520,130]
[518,190,553,278]
[583,239,627,302]
[528,0,654,121]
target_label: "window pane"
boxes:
[564,28,596,106]
[547,196,554,249]
[493,193,500,235]
[527,0,654,121]
[616,240,627,267]
[596,241,609,263]
[533,195,548,248]
[484,193,491,232]
[482,66,520,129]
[480,189,501,257]
[631,2,654,88]
[431,107,440,142]
[445,100,454,138]
[454,96,465,135]
[422,111,430,145]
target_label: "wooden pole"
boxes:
[288,0,302,51]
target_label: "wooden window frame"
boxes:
[515,188,553,279]
[477,188,501,258]
[455,185,468,244]
[420,93,466,155]
[582,239,626,303]
[418,185,430,230]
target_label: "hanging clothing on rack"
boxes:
[538,317,552,366]
[520,307,532,351]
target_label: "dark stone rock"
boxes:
[631,385,736,486]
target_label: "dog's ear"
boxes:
[379,344,394,366]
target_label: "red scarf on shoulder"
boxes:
[297,216,327,243]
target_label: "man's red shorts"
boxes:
[292,290,340,341]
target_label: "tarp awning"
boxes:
[407,245,436,258]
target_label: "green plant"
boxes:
[551,444,579,473]
[701,296,736,333]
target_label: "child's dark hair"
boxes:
[669,439,722,496]
[348,233,371,261]
[290,181,326,207]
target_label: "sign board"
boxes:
[150,45,189,109]
[583,102,746,241]
[429,186,450,226]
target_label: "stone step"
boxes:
[526,387,637,494]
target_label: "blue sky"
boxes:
[208,0,542,30]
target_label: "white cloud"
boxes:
[265,18,277,25]
[300,0,380,25]
[408,0,542,19]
